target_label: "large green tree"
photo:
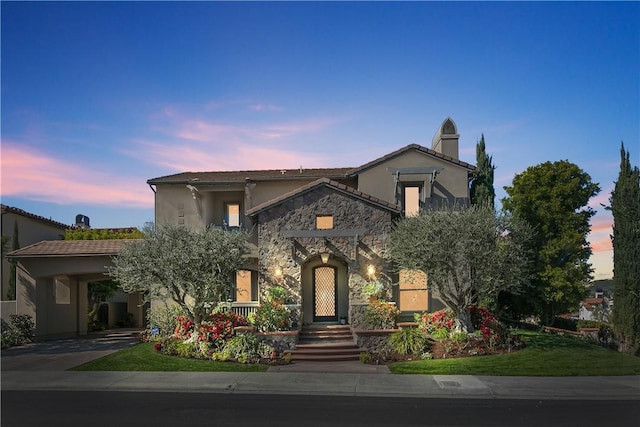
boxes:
[502,160,600,324]
[390,205,532,332]
[65,227,144,240]
[470,134,496,209]
[108,224,249,327]
[609,143,640,355]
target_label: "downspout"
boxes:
[148,184,157,228]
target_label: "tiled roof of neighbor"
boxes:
[582,298,605,310]
[347,144,476,176]
[7,239,139,259]
[147,167,355,185]
[246,177,401,216]
[1,205,70,229]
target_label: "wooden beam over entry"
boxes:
[281,229,368,238]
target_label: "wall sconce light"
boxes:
[366,264,376,278]
[320,252,330,264]
[274,266,283,277]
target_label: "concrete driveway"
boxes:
[1,329,141,371]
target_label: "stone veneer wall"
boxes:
[353,329,399,353]
[255,186,398,325]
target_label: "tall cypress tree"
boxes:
[470,134,496,209]
[610,142,640,355]
[7,220,19,300]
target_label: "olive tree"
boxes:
[108,223,249,327]
[390,205,532,332]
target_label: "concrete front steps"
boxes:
[285,324,365,362]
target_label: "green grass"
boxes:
[70,342,268,372]
[389,330,640,376]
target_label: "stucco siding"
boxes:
[356,150,470,207]
[1,212,66,300]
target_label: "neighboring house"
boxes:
[579,297,611,322]
[1,205,68,306]
[7,239,146,340]
[147,118,475,326]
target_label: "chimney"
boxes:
[432,117,459,159]
[75,214,90,228]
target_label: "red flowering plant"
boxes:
[174,316,196,339]
[197,312,248,346]
[174,311,248,348]
[415,309,457,337]
[469,305,507,347]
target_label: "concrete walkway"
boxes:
[1,331,639,400]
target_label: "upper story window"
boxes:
[403,185,422,217]
[225,203,240,227]
[316,215,334,230]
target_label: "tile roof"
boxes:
[582,298,605,310]
[146,144,476,186]
[147,167,355,185]
[347,144,476,176]
[7,239,139,259]
[1,205,70,229]
[246,177,401,217]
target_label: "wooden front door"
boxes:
[313,266,338,322]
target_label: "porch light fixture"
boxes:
[367,264,376,278]
[274,266,283,277]
[320,252,330,264]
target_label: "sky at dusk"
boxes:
[1,2,638,280]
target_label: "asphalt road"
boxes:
[2,391,638,427]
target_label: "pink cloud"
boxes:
[588,185,613,209]
[588,212,613,253]
[131,138,330,172]
[1,141,153,208]
[248,104,283,112]
[127,105,344,172]
[590,237,613,253]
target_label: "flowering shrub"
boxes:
[174,311,247,347]
[469,305,505,345]
[416,306,510,347]
[364,300,400,329]
[415,309,456,334]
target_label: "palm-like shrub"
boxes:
[386,327,431,356]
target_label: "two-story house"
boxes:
[147,118,475,326]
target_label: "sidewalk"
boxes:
[1,330,639,400]
[2,370,639,400]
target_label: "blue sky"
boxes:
[2,1,638,280]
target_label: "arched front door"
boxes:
[313,266,338,322]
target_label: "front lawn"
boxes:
[389,330,640,376]
[71,342,268,372]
